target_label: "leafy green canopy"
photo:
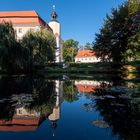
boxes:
[93,2,140,63]
[79,42,92,50]
[0,22,29,73]
[62,39,79,62]
[62,81,78,103]
[22,30,56,65]
[129,0,140,14]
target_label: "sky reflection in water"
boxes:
[0,75,139,140]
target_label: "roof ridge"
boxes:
[0,10,36,12]
[0,10,39,17]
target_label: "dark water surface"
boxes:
[0,74,139,140]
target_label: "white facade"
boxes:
[48,21,61,36]
[48,80,62,121]
[75,57,100,63]
[15,106,40,117]
[75,80,110,86]
[14,25,41,40]
[75,80,102,86]
[49,21,62,63]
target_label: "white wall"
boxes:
[75,57,100,63]
[49,21,62,62]
[13,25,41,40]
[48,21,61,37]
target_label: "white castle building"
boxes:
[0,6,62,63]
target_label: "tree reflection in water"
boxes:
[0,75,57,131]
[62,80,79,103]
[80,75,140,140]
[0,74,139,140]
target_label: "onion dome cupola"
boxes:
[51,5,58,21]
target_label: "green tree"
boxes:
[128,0,140,61]
[22,30,56,66]
[62,39,79,62]
[27,80,56,117]
[93,2,140,64]
[127,13,140,61]
[79,42,92,50]
[62,81,78,103]
[0,22,29,73]
[128,0,140,14]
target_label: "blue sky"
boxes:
[0,0,126,45]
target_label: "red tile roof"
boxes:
[75,50,95,58]
[0,117,41,132]
[0,11,38,17]
[12,117,40,125]
[76,84,95,93]
[0,125,38,132]
[0,11,46,26]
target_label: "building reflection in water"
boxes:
[0,80,62,135]
[0,106,41,132]
[75,80,110,93]
[0,76,139,140]
[48,80,62,137]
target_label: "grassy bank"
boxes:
[45,61,140,74]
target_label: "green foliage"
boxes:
[27,80,56,116]
[62,39,79,62]
[62,81,78,103]
[79,42,92,50]
[22,30,56,65]
[0,22,30,73]
[0,22,56,74]
[128,0,140,14]
[93,2,140,64]
[127,12,140,61]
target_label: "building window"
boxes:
[18,110,22,114]
[18,28,22,33]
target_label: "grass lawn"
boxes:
[44,61,140,74]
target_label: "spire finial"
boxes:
[53,5,55,11]
[51,5,58,21]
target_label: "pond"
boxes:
[0,74,139,140]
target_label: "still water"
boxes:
[0,74,139,140]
